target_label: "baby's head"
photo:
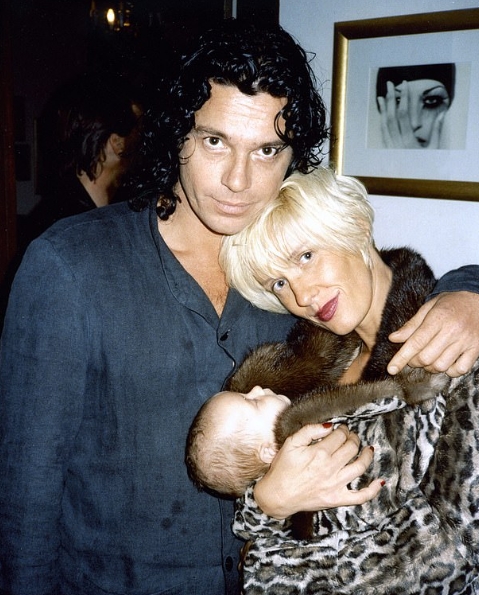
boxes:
[185,386,290,497]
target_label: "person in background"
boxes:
[25,73,143,242]
[0,74,143,332]
[1,20,479,595]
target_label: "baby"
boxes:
[185,379,406,499]
[186,386,291,498]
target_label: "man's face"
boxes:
[175,82,293,236]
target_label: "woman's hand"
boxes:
[253,424,383,520]
[388,291,479,377]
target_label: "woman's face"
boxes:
[395,79,451,147]
[264,247,377,337]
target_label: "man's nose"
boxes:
[222,153,251,193]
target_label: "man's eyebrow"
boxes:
[193,125,226,138]
[261,140,288,149]
[193,125,288,149]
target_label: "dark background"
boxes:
[0,0,279,282]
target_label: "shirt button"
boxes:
[224,556,233,571]
[220,330,230,341]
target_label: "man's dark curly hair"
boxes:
[130,19,329,219]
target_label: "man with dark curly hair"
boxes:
[1,19,479,595]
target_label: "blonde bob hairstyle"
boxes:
[220,166,375,314]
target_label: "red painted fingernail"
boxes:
[322,422,333,428]
[380,480,386,487]
[369,446,375,452]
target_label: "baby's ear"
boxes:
[259,443,277,465]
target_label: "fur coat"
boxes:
[230,248,479,594]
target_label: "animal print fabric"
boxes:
[233,362,479,594]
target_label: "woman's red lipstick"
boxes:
[316,294,338,322]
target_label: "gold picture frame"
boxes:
[330,8,479,201]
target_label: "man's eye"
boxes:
[205,137,222,147]
[260,146,280,157]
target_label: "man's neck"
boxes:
[158,198,228,316]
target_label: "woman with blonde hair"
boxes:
[212,166,479,594]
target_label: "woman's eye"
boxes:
[272,279,287,293]
[423,95,448,110]
[299,251,313,263]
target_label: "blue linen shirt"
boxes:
[0,201,296,595]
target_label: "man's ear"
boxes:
[259,443,277,465]
[108,133,125,157]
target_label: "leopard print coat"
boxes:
[232,249,479,594]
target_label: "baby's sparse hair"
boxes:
[220,166,374,314]
[185,396,270,498]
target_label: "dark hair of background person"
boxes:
[24,73,142,239]
[36,73,142,198]
[129,19,329,221]
[0,74,143,331]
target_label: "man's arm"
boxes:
[388,266,479,377]
[0,240,86,594]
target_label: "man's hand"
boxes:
[388,291,479,377]
[253,424,383,520]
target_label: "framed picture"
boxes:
[330,8,479,201]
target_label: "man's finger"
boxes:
[387,299,438,374]
[387,336,428,375]
[445,349,479,378]
[389,299,435,344]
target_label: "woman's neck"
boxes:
[355,249,393,352]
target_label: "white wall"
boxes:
[280,0,479,278]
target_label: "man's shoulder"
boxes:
[25,202,150,272]
[38,202,145,248]
[45,201,131,229]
